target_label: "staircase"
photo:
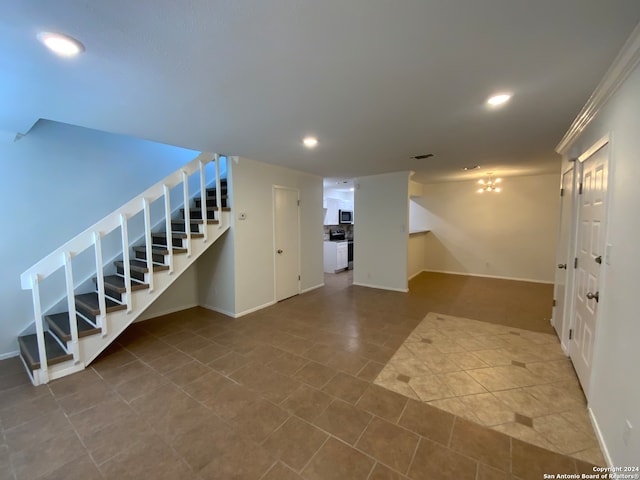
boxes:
[18,152,231,385]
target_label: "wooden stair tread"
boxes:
[100,275,149,293]
[172,219,219,225]
[19,332,72,371]
[133,246,187,254]
[182,207,231,212]
[114,260,170,273]
[75,293,127,315]
[152,232,204,239]
[46,313,101,342]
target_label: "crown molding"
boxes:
[556,22,640,154]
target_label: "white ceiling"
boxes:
[2,1,640,183]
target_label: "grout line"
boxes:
[447,414,457,448]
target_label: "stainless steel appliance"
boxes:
[329,228,346,241]
[339,210,353,224]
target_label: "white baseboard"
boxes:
[0,350,19,360]
[200,299,277,319]
[588,407,613,467]
[134,302,199,323]
[301,283,324,294]
[352,281,409,293]
[408,271,423,281]
[421,269,554,285]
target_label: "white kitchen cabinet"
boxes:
[324,197,340,225]
[323,241,348,273]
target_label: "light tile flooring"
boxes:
[374,312,605,466]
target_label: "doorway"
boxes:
[273,186,301,302]
[568,139,609,398]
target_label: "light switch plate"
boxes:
[605,243,613,265]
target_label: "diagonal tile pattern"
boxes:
[374,311,605,465]
[0,272,604,479]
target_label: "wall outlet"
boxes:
[623,419,632,446]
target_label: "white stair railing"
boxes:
[20,152,224,382]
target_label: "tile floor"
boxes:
[0,272,602,480]
[374,312,605,465]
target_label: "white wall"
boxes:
[137,263,199,321]
[353,171,410,292]
[559,59,640,467]
[198,156,324,316]
[419,174,560,283]
[0,120,199,358]
[408,232,428,280]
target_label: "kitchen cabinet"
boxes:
[324,198,340,225]
[324,241,348,273]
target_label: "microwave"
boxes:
[339,210,353,224]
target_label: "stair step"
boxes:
[181,207,230,220]
[19,332,73,371]
[133,246,187,255]
[97,275,149,293]
[114,260,170,274]
[194,197,228,208]
[152,232,204,240]
[46,312,101,343]
[75,293,127,316]
[172,219,219,229]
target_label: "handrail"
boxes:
[20,152,215,289]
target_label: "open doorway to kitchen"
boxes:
[323,178,354,281]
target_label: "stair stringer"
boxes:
[33,216,230,384]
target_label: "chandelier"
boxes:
[477,174,502,193]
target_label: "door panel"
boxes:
[570,142,608,398]
[552,167,574,345]
[274,187,300,302]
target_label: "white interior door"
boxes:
[274,187,300,302]
[553,167,574,348]
[570,142,608,397]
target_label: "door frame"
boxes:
[272,185,301,301]
[565,134,611,399]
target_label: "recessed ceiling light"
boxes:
[487,93,512,106]
[38,32,85,57]
[303,136,318,148]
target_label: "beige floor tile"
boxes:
[428,397,482,424]
[407,375,454,402]
[438,371,487,396]
[457,393,514,426]
[356,417,419,474]
[492,388,552,418]
[263,416,328,471]
[492,422,555,451]
[571,445,606,467]
[533,413,598,455]
[313,399,372,445]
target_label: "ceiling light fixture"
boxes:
[487,93,512,107]
[38,32,85,57]
[477,174,502,193]
[303,136,318,148]
[462,165,480,171]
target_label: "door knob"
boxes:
[557,264,567,269]
[595,255,602,264]
[277,249,283,254]
[586,291,599,302]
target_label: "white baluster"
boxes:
[120,214,132,312]
[199,160,208,243]
[31,274,49,384]
[94,231,108,336]
[182,170,192,257]
[63,252,80,363]
[215,154,222,229]
[163,185,174,273]
[143,198,154,292]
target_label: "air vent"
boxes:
[411,154,434,160]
